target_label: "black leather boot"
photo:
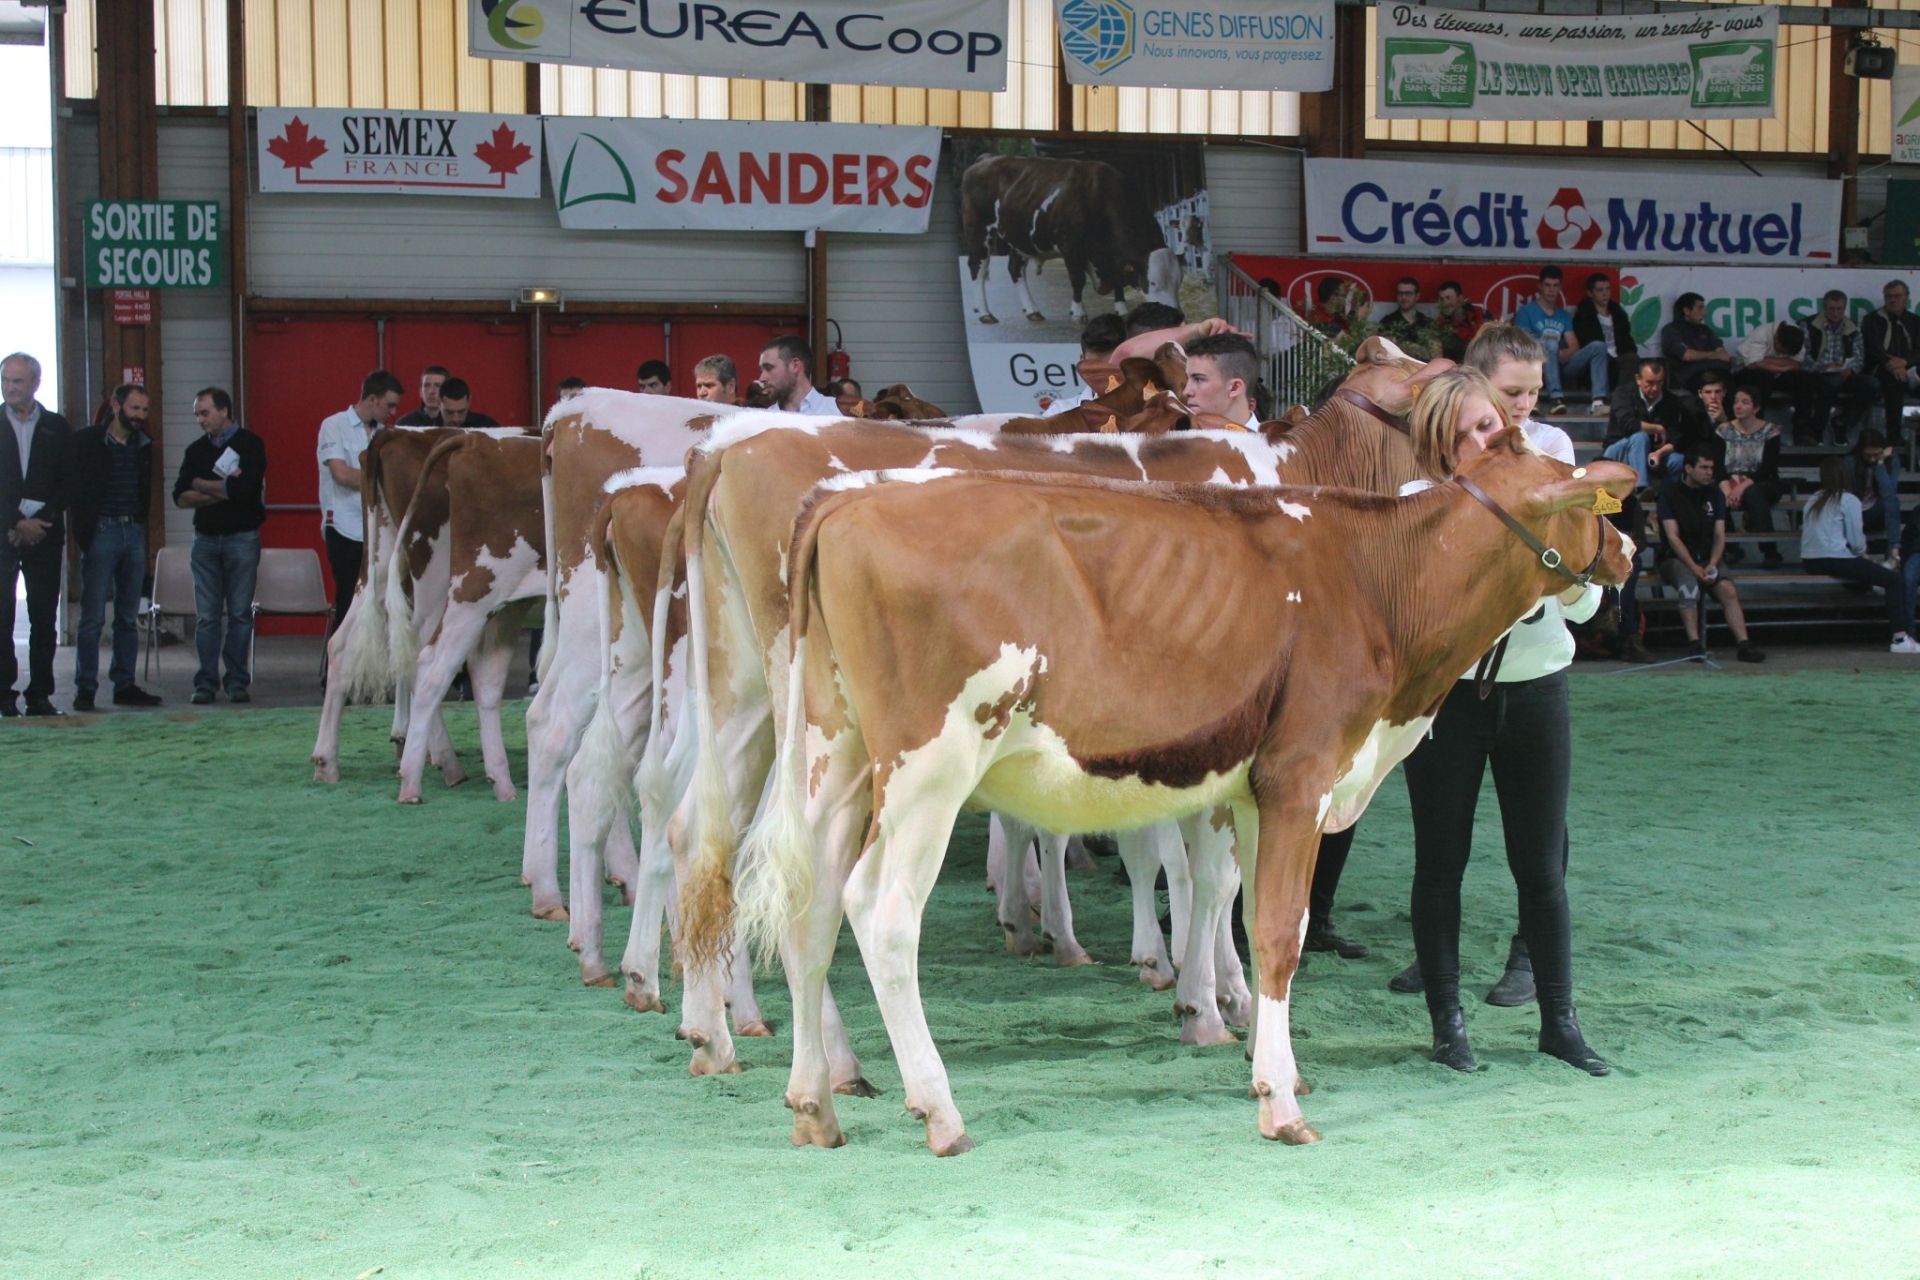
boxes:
[1539,1005,1610,1076]
[1485,933,1536,1007]
[1304,919,1370,959]
[1429,1005,1479,1072]
[1388,959,1423,993]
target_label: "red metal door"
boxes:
[386,314,534,428]
[540,317,665,409]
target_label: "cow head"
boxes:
[869,384,947,419]
[1258,404,1312,444]
[1144,248,1181,306]
[742,380,777,409]
[1337,337,1455,421]
[1456,433,1637,589]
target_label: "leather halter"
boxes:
[1333,387,1411,435]
[1457,475,1607,588]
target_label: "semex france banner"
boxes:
[470,0,1009,91]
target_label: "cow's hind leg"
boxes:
[1173,808,1240,1046]
[1065,260,1091,323]
[1010,253,1045,322]
[725,946,770,1037]
[1036,830,1090,967]
[521,615,598,919]
[1116,828,1176,990]
[470,607,523,802]
[992,814,1044,956]
[968,254,998,325]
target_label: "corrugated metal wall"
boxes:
[1206,144,1305,257]
[0,148,56,265]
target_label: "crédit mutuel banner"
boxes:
[1306,158,1841,265]
[471,0,1008,90]
[1376,3,1776,121]
[543,119,941,232]
[1056,0,1333,92]
[257,108,542,197]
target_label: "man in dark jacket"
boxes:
[2,352,73,716]
[173,386,267,704]
[1862,279,1920,446]
[1571,273,1639,408]
[1792,289,1876,445]
[70,384,163,710]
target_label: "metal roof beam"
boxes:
[1335,0,1920,29]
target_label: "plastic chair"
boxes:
[143,544,197,681]
[251,547,334,679]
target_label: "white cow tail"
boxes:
[574,517,639,820]
[733,632,811,967]
[676,541,740,970]
[536,469,560,684]
[336,510,393,703]
[634,507,684,825]
[383,525,418,678]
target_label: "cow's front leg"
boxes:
[1010,253,1045,321]
[1116,828,1175,989]
[1064,260,1090,323]
[724,944,770,1037]
[968,254,998,324]
[1246,768,1334,1145]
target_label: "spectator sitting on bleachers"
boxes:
[1432,280,1485,362]
[1862,279,1919,447]
[1514,265,1589,415]
[1570,273,1638,413]
[1710,384,1785,569]
[1694,370,1732,434]
[1604,358,1692,490]
[1800,455,1920,653]
[1305,277,1353,337]
[1733,317,1805,406]
[1659,292,1735,392]
[1844,427,1902,557]
[1795,289,1877,446]
[1657,447,1765,662]
[1379,277,1441,360]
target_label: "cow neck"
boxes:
[1360,481,1558,720]
[1276,396,1421,494]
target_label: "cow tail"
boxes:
[732,484,835,968]
[387,435,462,676]
[336,441,393,703]
[677,449,742,972]
[536,431,560,684]
[574,499,638,822]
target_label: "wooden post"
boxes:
[1829,0,1865,236]
[1302,5,1366,158]
[525,62,542,116]
[1055,39,1072,132]
[806,83,831,385]
[228,0,249,423]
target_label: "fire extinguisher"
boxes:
[827,319,851,384]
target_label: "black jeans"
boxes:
[0,539,62,700]
[1729,478,1781,558]
[1309,824,1356,928]
[1404,671,1575,1019]
[1804,556,1914,637]
[1877,372,1910,443]
[323,528,363,641]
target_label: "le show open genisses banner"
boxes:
[1306,158,1841,266]
[257,108,544,198]
[1376,3,1777,121]
[543,119,941,233]
[472,0,1009,91]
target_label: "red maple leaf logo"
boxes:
[474,124,533,177]
[266,116,328,172]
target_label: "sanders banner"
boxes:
[1376,2,1777,121]
[1305,158,1841,266]
[471,0,1008,91]
[1895,66,1920,166]
[543,119,941,233]
[257,108,543,198]
[1056,0,1333,92]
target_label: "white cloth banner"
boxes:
[1375,3,1777,121]
[470,0,1008,91]
[1894,66,1920,166]
[1305,158,1840,266]
[1056,0,1333,92]
[1616,267,1917,356]
[257,108,543,198]
[543,119,941,233]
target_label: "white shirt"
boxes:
[317,406,376,542]
[780,386,840,415]
[1800,491,1864,561]
[7,402,39,479]
[1042,384,1096,418]
[1399,416,1601,684]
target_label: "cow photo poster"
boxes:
[953,137,1212,412]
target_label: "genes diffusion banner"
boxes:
[1376,3,1777,121]
[1056,0,1333,92]
[257,108,542,197]
[1305,158,1840,266]
[471,0,1009,91]
[955,138,1212,412]
[543,118,941,233]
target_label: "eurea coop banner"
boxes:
[1055,0,1334,93]
[543,119,940,233]
[256,108,542,198]
[1305,158,1841,266]
[1376,2,1777,121]
[470,0,1009,91]
[953,137,1211,413]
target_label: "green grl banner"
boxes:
[1895,66,1920,167]
[1620,267,1915,356]
[1376,2,1777,122]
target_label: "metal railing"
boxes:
[1218,255,1354,412]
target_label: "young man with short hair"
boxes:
[396,365,450,426]
[1657,447,1764,662]
[437,378,499,429]
[1432,280,1485,361]
[1043,314,1129,417]
[1514,266,1594,415]
[1570,273,1636,414]
[758,336,837,414]
[317,370,403,640]
[1182,333,1261,429]
[174,387,267,703]
[556,376,588,400]
[636,360,672,395]
[1378,277,1440,360]
[71,383,162,709]
[691,355,738,405]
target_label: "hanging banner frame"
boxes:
[256,108,544,198]
[1056,0,1334,92]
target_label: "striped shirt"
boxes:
[99,429,142,517]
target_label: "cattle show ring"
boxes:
[8,2,1920,1276]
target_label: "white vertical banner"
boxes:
[1056,0,1334,91]
[1895,66,1920,166]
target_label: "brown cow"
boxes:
[728,439,1636,1155]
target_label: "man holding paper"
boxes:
[173,387,266,705]
[2,352,74,718]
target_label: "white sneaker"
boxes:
[1588,399,1608,416]
[1890,636,1920,654]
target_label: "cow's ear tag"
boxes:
[1592,488,1623,516]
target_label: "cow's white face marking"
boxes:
[1324,716,1435,832]
[1278,500,1311,522]
[1286,591,1302,603]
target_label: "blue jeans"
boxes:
[1550,341,1610,401]
[190,530,259,693]
[1602,432,1685,490]
[76,518,146,695]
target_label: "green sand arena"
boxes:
[4,673,1919,1277]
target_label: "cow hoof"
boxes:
[734,1019,773,1038]
[1053,945,1095,968]
[1139,963,1178,992]
[622,979,666,1014]
[1024,310,1046,322]
[1268,1118,1321,1146]
[441,767,468,788]
[580,959,615,987]
[531,898,569,922]
[397,793,423,806]
[1180,1018,1238,1048]
[619,885,637,908]
[930,1130,975,1158]
[1295,1076,1312,1097]
[977,312,999,325]
[1003,930,1043,958]
[788,1103,845,1149]
[689,1047,743,1077]
[833,1076,880,1098]
[492,783,518,802]
[312,761,339,784]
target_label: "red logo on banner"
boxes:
[474,124,534,177]
[267,116,329,172]
[1536,188,1603,252]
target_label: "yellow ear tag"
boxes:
[1592,489,1624,516]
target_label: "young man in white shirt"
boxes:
[1180,332,1262,430]
[758,336,838,415]
[316,370,403,639]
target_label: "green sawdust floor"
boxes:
[3,674,1919,1279]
